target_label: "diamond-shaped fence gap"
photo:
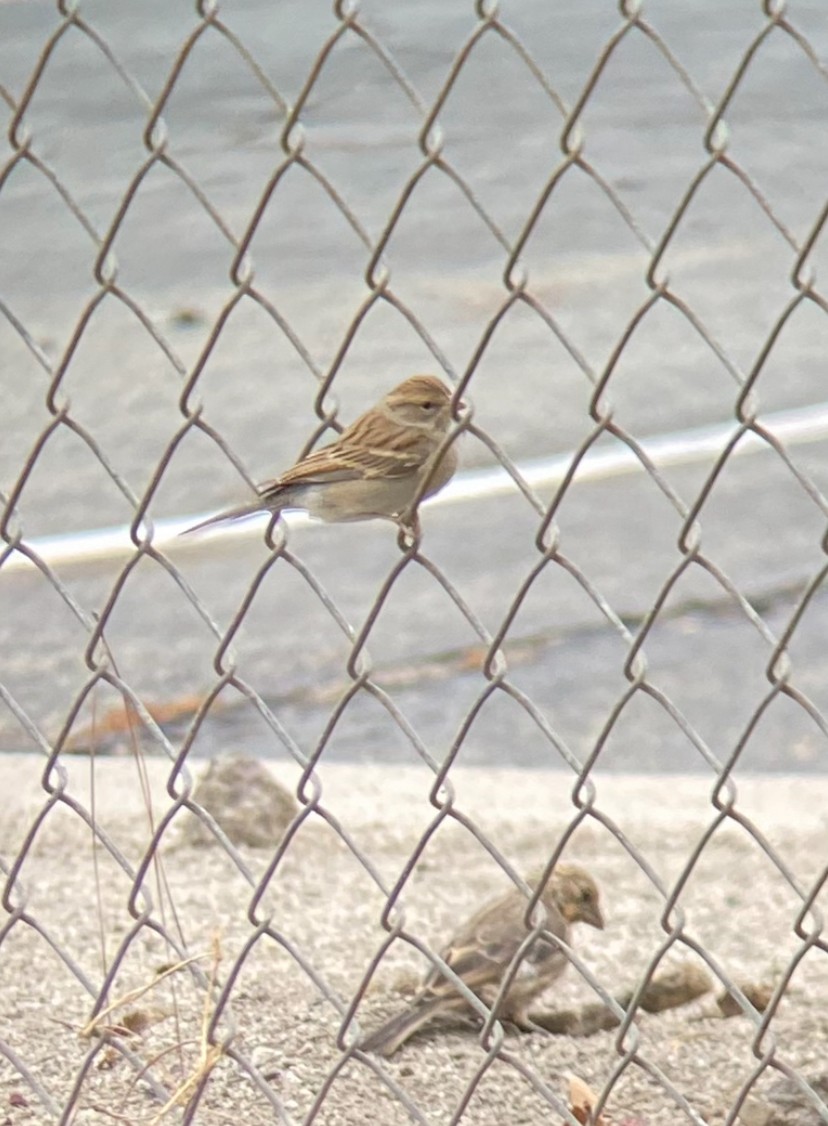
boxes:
[251,833,391,1001]
[0,571,94,748]
[171,299,323,502]
[0,321,55,500]
[444,1060,572,1126]
[586,778,719,909]
[150,22,288,223]
[581,678,714,773]
[176,1053,290,1126]
[373,171,515,350]
[741,300,828,420]
[102,158,238,316]
[62,666,191,765]
[542,461,692,620]
[592,297,745,440]
[164,421,263,535]
[565,17,710,237]
[437,680,577,772]
[418,485,547,617]
[67,559,223,730]
[42,299,190,521]
[678,822,826,1006]
[59,0,197,102]
[3,806,148,986]
[347,553,490,680]
[295,682,441,769]
[601,1055,714,1126]
[0,8,64,104]
[500,3,626,109]
[277,33,423,237]
[221,0,352,106]
[0,923,100,1101]
[423,27,565,241]
[9,414,140,536]
[571,831,674,975]
[180,674,304,765]
[514,168,654,372]
[453,300,595,464]
[494,517,628,644]
[310,1061,431,1126]
[646,6,773,98]
[242,162,376,364]
[653,164,803,370]
[9,20,151,230]
[139,420,251,533]
[690,442,828,598]
[632,567,783,758]
[147,301,222,386]
[723,677,828,776]
[485,588,636,769]
[0,156,100,340]
[303,13,423,124]
[715,22,828,240]
[207,547,360,710]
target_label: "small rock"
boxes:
[638,961,714,1013]
[717,981,775,1018]
[179,754,297,849]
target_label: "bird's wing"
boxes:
[269,437,427,491]
[420,888,572,1000]
[416,896,526,1000]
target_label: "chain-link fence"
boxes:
[3,1,828,1123]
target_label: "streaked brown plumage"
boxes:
[361,863,604,1057]
[184,375,459,534]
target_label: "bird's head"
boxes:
[539,863,604,930]
[383,375,456,432]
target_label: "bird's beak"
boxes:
[585,903,605,930]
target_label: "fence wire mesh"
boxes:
[2,0,828,1123]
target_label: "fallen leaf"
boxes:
[569,1075,608,1124]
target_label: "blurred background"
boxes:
[2,0,828,771]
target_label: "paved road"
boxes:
[2,0,828,770]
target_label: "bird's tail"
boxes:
[180,500,267,536]
[360,998,447,1057]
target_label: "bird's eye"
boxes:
[420,400,434,411]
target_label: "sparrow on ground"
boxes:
[361,863,604,1056]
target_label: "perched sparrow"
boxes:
[361,863,604,1057]
[184,374,459,534]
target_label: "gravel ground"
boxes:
[1,754,827,1125]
